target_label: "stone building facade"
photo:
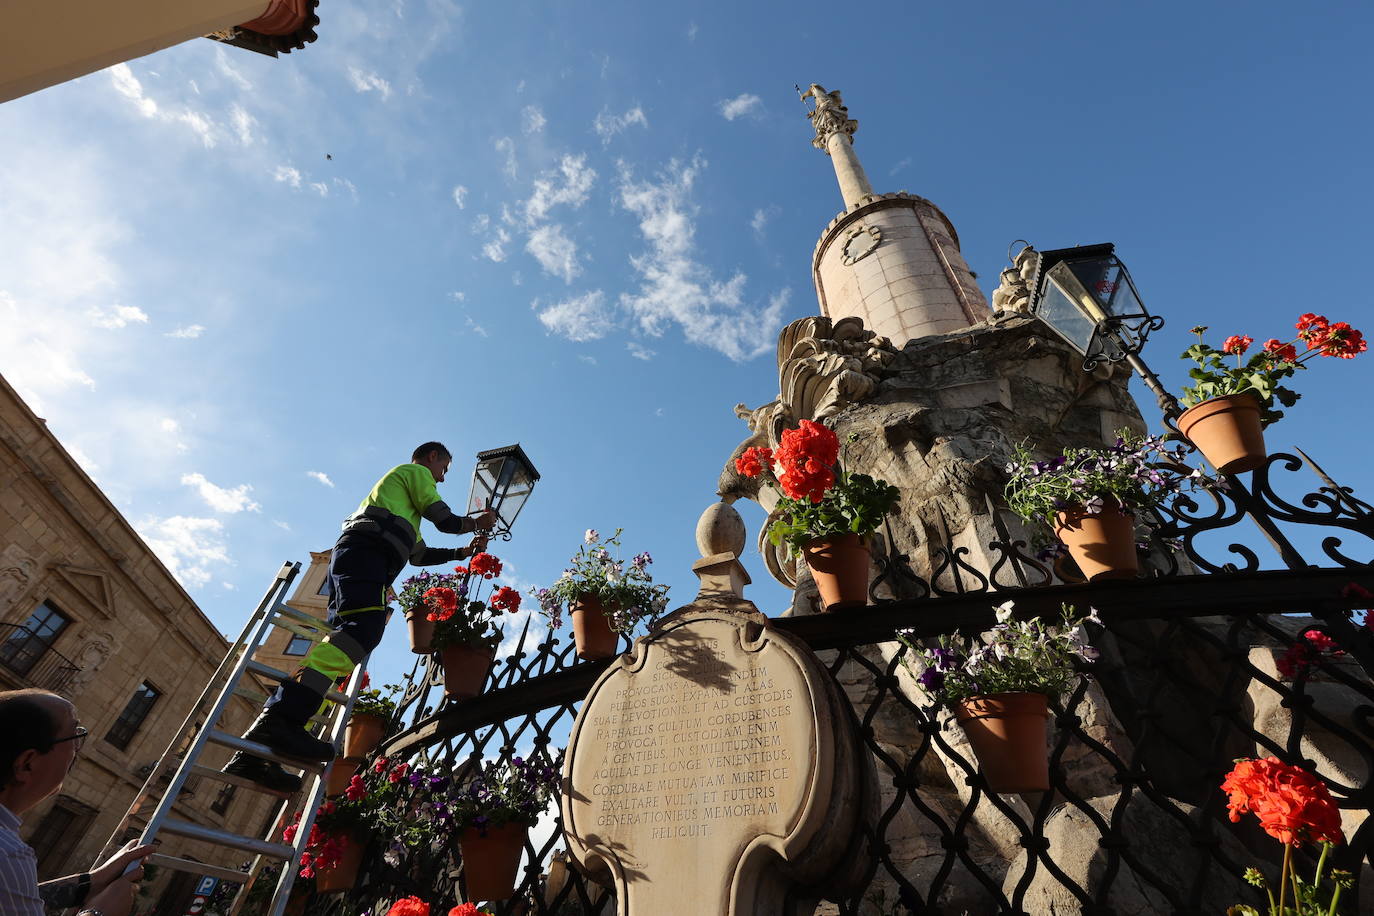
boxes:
[0,372,279,914]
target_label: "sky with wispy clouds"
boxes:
[2,0,1372,690]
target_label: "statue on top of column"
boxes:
[801,83,858,151]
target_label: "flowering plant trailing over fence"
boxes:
[397,556,519,652]
[536,528,669,633]
[1221,757,1351,915]
[895,602,1098,705]
[451,756,560,834]
[736,420,900,553]
[1181,315,1366,425]
[352,679,401,720]
[1003,431,1197,530]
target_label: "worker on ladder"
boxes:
[225,442,496,790]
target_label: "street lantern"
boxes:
[1028,243,1163,372]
[466,444,540,539]
[1023,242,1180,420]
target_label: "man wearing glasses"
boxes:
[1,688,154,916]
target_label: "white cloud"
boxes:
[525,223,581,283]
[687,22,699,40]
[160,418,179,433]
[181,472,261,513]
[273,165,302,188]
[450,291,467,302]
[578,354,598,365]
[465,316,488,337]
[617,158,788,361]
[890,156,912,177]
[521,105,546,134]
[751,206,776,239]
[274,520,292,531]
[108,64,218,146]
[626,342,655,361]
[215,47,253,91]
[482,226,512,262]
[166,324,205,339]
[333,177,358,199]
[87,304,149,329]
[310,182,329,197]
[306,470,335,488]
[452,184,468,208]
[229,104,256,145]
[719,93,763,121]
[495,137,517,179]
[346,66,393,100]
[593,106,647,145]
[522,154,596,225]
[136,515,229,589]
[537,290,615,342]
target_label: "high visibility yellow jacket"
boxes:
[339,463,474,565]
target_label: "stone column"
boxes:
[825,130,874,210]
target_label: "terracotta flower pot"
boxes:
[1052,504,1137,581]
[459,821,529,901]
[343,712,387,759]
[955,692,1052,793]
[571,595,619,661]
[1177,392,1267,474]
[322,756,361,797]
[313,832,365,893]
[405,606,435,654]
[802,533,871,610]
[439,643,496,700]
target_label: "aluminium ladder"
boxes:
[94,561,370,916]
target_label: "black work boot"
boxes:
[223,752,304,793]
[242,713,334,762]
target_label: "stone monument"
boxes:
[561,504,873,915]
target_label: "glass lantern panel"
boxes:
[1037,265,1098,355]
[467,459,502,514]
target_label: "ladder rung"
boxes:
[147,853,251,884]
[272,603,329,629]
[189,764,297,799]
[230,688,334,727]
[272,619,325,640]
[205,730,328,773]
[243,660,349,704]
[159,818,296,859]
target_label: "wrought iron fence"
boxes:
[278,448,1373,916]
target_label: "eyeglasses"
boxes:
[52,726,87,754]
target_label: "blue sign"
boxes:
[194,876,219,896]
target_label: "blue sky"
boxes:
[2,0,1372,688]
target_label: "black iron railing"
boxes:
[273,448,1373,916]
[0,624,82,694]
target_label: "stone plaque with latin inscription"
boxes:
[561,603,868,915]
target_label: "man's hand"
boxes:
[469,508,498,532]
[83,874,138,916]
[91,840,155,892]
[461,534,489,559]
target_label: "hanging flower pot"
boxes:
[313,832,365,893]
[570,594,619,661]
[1176,392,1267,475]
[802,533,871,610]
[404,606,435,654]
[440,643,496,700]
[322,757,360,797]
[343,713,387,759]
[459,821,529,902]
[954,692,1052,793]
[1052,504,1137,581]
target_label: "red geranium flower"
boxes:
[360,671,371,690]
[1319,321,1367,359]
[1221,757,1343,846]
[469,552,503,579]
[491,585,522,614]
[282,822,298,844]
[773,420,840,503]
[423,586,459,622]
[297,850,314,879]
[1276,628,1345,679]
[1261,338,1298,362]
[1221,334,1253,355]
[373,756,390,773]
[734,446,774,478]
[386,897,431,916]
[388,762,410,783]
[345,775,367,801]
[452,564,468,576]
[449,905,483,916]
[319,800,336,816]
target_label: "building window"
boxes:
[210,783,236,815]
[28,797,96,879]
[283,633,314,656]
[104,682,160,750]
[0,601,71,677]
[316,576,332,597]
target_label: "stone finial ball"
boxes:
[695,500,746,558]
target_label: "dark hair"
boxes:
[0,689,61,788]
[411,442,451,463]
